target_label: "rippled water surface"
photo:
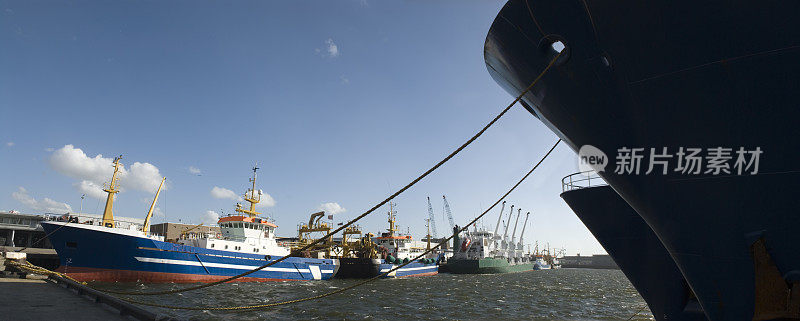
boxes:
[94,268,653,320]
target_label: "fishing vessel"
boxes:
[533,256,550,270]
[41,160,338,282]
[446,202,534,274]
[373,203,438,278]
[484,1,800,319]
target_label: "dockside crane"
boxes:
[442,195,455,229]
[426,197,438,239]
[502,204,514,249]
[510,208,522,249]
[518,211,530,251]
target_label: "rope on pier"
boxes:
[117,138,561,311]
[91,49,563,298]
[6,260,86,285]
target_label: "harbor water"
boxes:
[94,269,653,320]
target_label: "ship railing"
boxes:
[561,171,607,192]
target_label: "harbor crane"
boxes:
[442,195,456,230]
[518,211,530,251]
[493,201,506,237]
[426,197,438,238]
[502,204,514,249]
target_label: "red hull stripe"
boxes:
[55,266,299,283]
[398,271,438,278]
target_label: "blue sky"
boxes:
[0,0,605,255]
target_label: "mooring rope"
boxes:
[116,138,561,311]
[15,219,72,253]
[625,304,649,321]
[6,260,86,285]
[87,49,562,297]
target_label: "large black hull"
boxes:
[485,1,800,320]
[562,185,705,321]
[334,258,381,279]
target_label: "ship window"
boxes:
[210,244,215,248]
[65,241,78,249]
[225,245,229,249]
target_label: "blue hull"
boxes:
[41,222,338,282]
[378,261,438,278]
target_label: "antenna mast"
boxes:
[236,164,262,218]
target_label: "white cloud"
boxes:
[74,180,106,199]
[212,187,275,208]
[6,142,14,147]
[188,166,202,175]
[125,162,163,192]
[12,187,72,213]
[316,38,340,58]
[317,202,346,215]
[211,186,240,201]
[250,189,276,208]
[340,75,350,85]
[259,194,276,208]
[48,145,166,198]
[201,210,220,224]
[326,38,339,57]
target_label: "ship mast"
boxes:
[235,165,261,218]
[101,155,123,228]
[387,202,397,236]
[425,218,431,251]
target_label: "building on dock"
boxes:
[560,254,619,269]
[0,211,51,249]
[149,222,221,242]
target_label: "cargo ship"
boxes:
[560,173,705,321]
[445,202,535,274]
[484,1,800,319]
[42,160,338,282]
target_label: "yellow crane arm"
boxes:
[143,177,166,234]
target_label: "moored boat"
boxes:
[373,203,438,278]
[43,160,338,282]
[445,202,535,274]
